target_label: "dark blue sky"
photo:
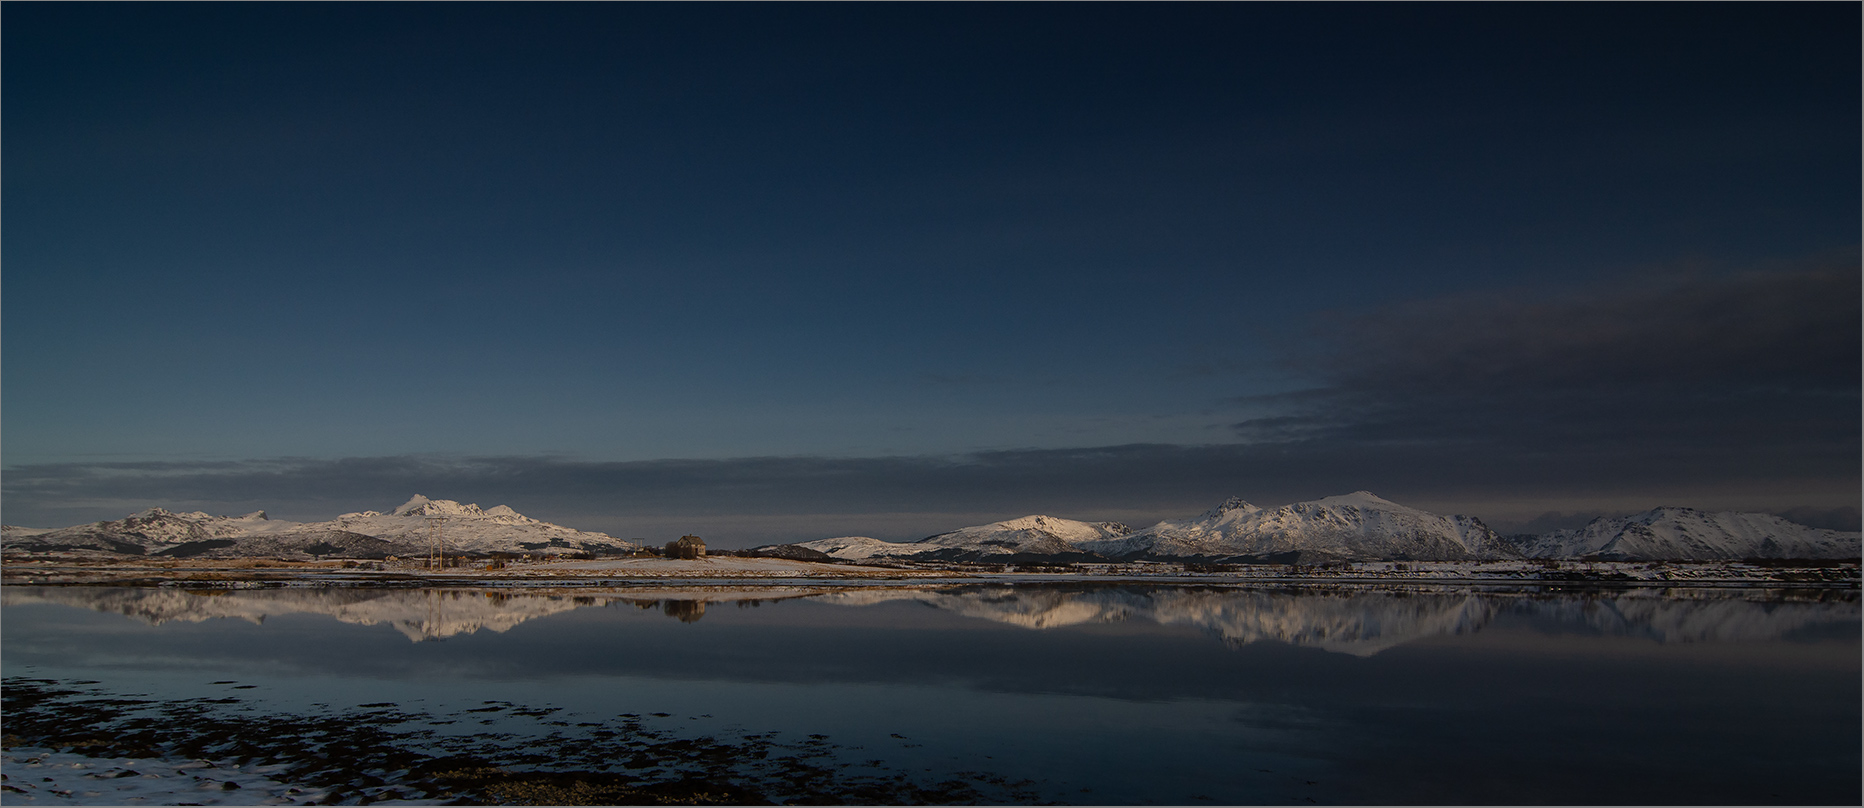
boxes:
[5,3,1858,543]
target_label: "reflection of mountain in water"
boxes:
[0,587,798,640]
[1,587,594,642]
[820,586,1860,656]
[820,587,1492,656]
[6,585,1854,653]
[1510,593,1861,644]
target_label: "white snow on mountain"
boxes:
[320,496,626,554]
[1083,491,1517,562]
[785,493,1853,563]
[788,536,926,560]
[3,509,281,554]
[913,515,1132,557]
[1510,507,1862,560]
[8,493,1855,563]
[2,496,631,557]
[788,515,1131,561]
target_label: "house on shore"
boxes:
[666,535,707,559]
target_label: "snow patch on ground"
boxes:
[0,747,421,805]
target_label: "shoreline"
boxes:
[2,555,1857,590]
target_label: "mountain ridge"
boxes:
[1506,506,1858,560]
[2,496,632,558]
[1081,491,1520,563]
[764,493,1858,563]
[6,493,1858,562]
[782,514,1133,562]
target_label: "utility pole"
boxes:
[426,515,446,570]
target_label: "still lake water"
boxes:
[3,582,1858,805]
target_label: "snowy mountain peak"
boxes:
[391,495,486,518]
[1628,506,1705,523]
[1201,497,1260,519]
[994,515,1072,531]
[1315,491,1401,509]
[391,495,431,515]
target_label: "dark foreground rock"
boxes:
[0,677,1040,805]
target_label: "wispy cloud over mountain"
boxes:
[1231,259,1860,511]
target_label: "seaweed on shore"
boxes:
[0,677,1043,805]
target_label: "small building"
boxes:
[665,534,707,559]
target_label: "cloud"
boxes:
[5,258,1855,544]
[1240,257,1861,468]
[1307,260,1859,392]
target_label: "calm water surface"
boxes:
[3,583,1858,804]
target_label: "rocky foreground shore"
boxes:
[1,677,1037,806]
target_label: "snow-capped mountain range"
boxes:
[5,492,1857,562]
[1,495,632,558]
[1080,491,1519,562]
[767,492,1858,563]
[779,492,1523,563]
[1506,507,1858,560]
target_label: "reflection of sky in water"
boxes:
[3,585,1858,805]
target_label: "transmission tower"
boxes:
[426,515,446,570]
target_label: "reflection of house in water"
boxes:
[662,600,707,622]
[665,534,707,559]
[625,598,709,623]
